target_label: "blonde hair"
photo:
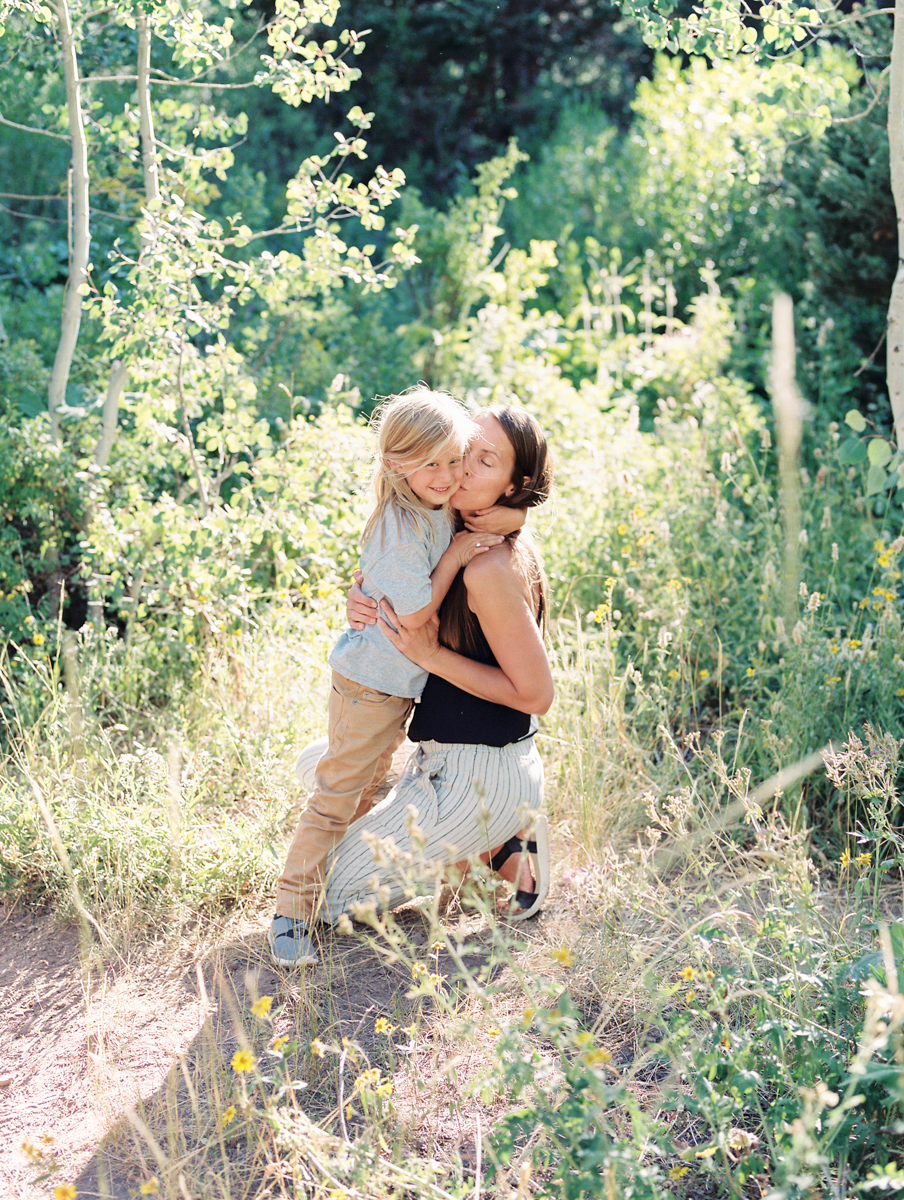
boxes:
[362,386,474,547]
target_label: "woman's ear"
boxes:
[504,475,530,498]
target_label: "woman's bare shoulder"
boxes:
[462,541,525,594]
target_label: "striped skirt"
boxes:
[320,737,544,924]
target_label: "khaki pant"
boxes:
[275,671,413,921]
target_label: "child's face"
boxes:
[403,445,465,509]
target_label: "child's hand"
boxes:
[346,568,378,630]
[449,529,503,567]
[464,505,526,536]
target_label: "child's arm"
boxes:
[394,530,502,631]
[462,505,527,536]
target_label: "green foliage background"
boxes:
[1,2,904,1192]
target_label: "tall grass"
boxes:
[5,302,904,1196]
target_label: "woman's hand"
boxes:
[463,505,526,536]
[346,568,378,631]
[377,599,441,669]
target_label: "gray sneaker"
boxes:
[268,915,318,968]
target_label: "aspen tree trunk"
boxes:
[137,12,160,252]
[888,0,904,446]
[771,292,803,629]
[48,0,90,441]
[90,14,158,466]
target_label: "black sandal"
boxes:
[487,815,550,921]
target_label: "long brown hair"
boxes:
[441,405,553,659]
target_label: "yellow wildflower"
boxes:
[221,1105,237,1125]
[668,669,679,680]
[679,965,696,982]
[231,1049,255,1074]
[250,995,273,1019]
[139,1179,160,1195]
[550,946,575,967]
[411,962,427,978]
[825,676,841,685]
[617,523,628,535]
[431,940,444,951]
[585,1047,612,1066]
[429,973,443,987]
[669,1165,690,1180]
[376,1081,394,1097]
[21,1142,42,1162]
[272,1035,290,1052]
[374,1017,395,1035]
[855,852,872,870]
[840,848,851,869]
[685,990,696,1004]
[897,689,904,697]
[485,1026,500,1038]
[54,1187,77,1200]
[310,1038,327,1058]
[32,633,45,646]
[746,667,756,677]
[522,1007,535,1026]
[699,669,710,680]
[848,639,862,650]
[355,1068,381,1090]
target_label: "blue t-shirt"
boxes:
[328,505,452,698]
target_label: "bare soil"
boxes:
[0,870,571,1198]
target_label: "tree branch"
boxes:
[0,112,70,140]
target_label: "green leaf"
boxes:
[838,438,868,465]
[867,464,888,496]
[844,409,867,432]
[868,438,893,467]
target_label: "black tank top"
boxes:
[408,568,539,747]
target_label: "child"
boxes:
[269,387,501,967]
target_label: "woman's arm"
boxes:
[378,550,554,714]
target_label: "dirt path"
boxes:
[1,881,569,1200]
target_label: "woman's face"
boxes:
[450,413,517,515]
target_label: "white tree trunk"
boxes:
[771,292,803,628]
[48,0,90,441]
[94,360,129,468]
[888,0,904,446]
[137,12,160,254]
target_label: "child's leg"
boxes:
[275,672,412,923]
[351,725,409,822]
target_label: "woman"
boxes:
[316,406,554,929]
